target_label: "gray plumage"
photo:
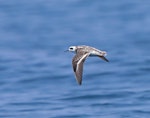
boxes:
[68,45,109,85]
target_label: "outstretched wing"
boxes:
[72,52,90,85]
[98,56,109,62]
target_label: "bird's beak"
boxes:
[64,49,69,52]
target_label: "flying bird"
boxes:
[67,45,109,85]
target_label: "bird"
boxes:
[67,45,109,85]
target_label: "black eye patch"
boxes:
[70,48,73,49]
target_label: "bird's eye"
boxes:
[70,48,73,50]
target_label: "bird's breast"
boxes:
[89,51,99,56]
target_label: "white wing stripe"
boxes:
[76,53,89,71]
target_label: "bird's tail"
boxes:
[99,56,109,62]
[100,51,107,56]
[98,51,109,62]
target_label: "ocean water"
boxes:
[0,0,150,118]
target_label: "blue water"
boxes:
[0,0,150,118]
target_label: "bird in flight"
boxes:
[66,45,109,85]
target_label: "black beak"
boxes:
[64,49,69,52]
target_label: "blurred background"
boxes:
[0,0,150,118]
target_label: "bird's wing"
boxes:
[72,52,90,85]
[98,56,109,62]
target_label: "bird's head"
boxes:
[68,46,77,52]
